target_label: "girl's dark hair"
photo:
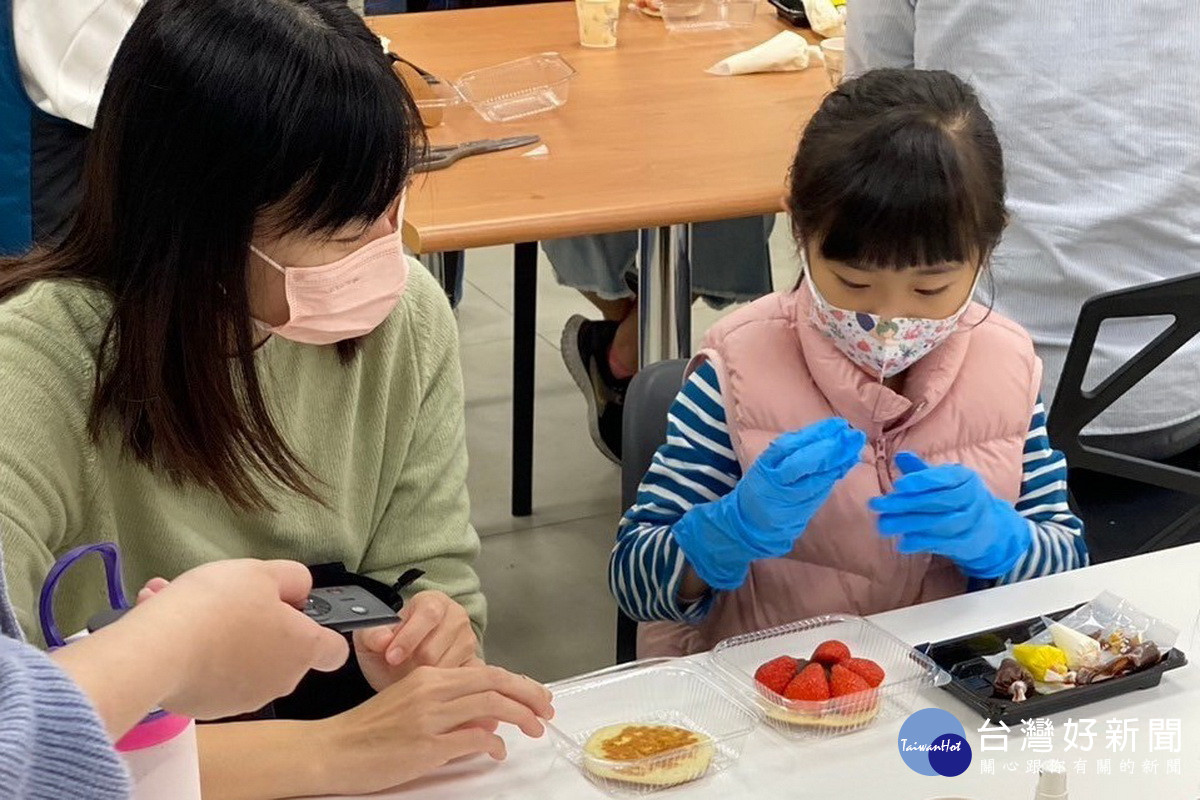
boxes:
[0,0,426,510]
[789,68,1006,271]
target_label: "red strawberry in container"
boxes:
[829,663,880,716]
[841,657,886,688]
[783,662,831,702]
[811,639,852,666]
[754,655,801,696]
[752,640,885,731]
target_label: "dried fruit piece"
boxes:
[994,658,1034,702]
[1127,641,1162,670]
[1012,643,1069,682]
[1049,622,1102,669]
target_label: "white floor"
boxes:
[462,217,800,681]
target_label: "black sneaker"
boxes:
[561,314,630,464]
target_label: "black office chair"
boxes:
[616,359,690,663]
[1048,273,1200,561]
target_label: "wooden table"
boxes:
[369,4,827,514]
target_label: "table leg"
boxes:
[419,251,445,288]
[417,251,465,308]
[673,224,693,359]
[511,242,538,517]
[636,224,693,367]
[444,250,465,309]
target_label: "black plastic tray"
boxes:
[767,0,809,28]
[916,604,1188,726]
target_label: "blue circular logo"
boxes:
[898,708,972,777]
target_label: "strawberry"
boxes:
[829,663,873,698]
[841,657,886,688]
[783,662,830,702]
[754,656,799,695]
[811,639,851,666]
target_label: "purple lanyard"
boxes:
[39,542,130,648]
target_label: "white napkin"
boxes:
[707,31,821,76]
[803,0,845,38]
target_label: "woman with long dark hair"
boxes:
[0,0,552,796]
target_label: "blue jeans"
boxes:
[364,0,408,12]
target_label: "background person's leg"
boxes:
[689,214,776,308]
[542,217,774,463]
[543,232,639,462]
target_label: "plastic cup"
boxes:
[576,0,621,48]
[820,36,845,87]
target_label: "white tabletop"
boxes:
[322,544,1200,800]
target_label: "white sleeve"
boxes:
[12,0,145,129]
[844,0,916,77]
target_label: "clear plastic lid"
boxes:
[454,52,577,124]
[546,658,761,796]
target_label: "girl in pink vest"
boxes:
[612,69,1090,658]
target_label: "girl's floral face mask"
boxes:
[804,270,978,379]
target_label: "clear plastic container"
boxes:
[414,81,464,128]
[546,658,761,796]
[709,614,948,739]
[454,52,577,124]
[660,0,757,32]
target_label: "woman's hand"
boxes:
[353,590,479,691]
[53,559,349,737]
[310,664,554,796]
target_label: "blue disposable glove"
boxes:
[869,452,1032,578]
[673,417,867,591]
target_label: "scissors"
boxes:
[415,135,541,173]
[39,542,131,648]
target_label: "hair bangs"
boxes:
[238,5,426,236]
[789,70,1007,274]
[815,115,989,270]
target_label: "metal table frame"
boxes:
[422,225,693,517]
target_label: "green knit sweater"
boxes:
[0,262,485,644]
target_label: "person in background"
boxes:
[545,219,775,464]
[845,0,1200,462]
[2,0,378,256]
[2,0,143,255]
[611,70,1089,658]
[0,0,553,796]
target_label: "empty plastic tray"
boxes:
[454,52,576,124]
[660,0,757,31]
[413,80,463,128]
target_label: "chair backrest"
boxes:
[1048,272,1200,497]
[616,358,689,663]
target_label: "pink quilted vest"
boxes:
[637,286,1042,657]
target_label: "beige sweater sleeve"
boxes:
[0,285,104,642]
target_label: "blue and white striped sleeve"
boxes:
[994,397,1090,584]
[609,361,743,623]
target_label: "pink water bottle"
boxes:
[116,710,201,800]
